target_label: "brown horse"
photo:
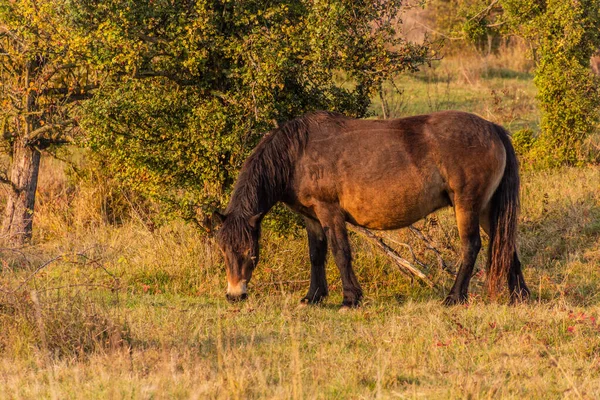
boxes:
[214,111,530,306]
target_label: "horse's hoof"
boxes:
[341,299,361,308]
[443,294,467,306]
[300,294,326,305]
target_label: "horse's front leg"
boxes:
[301,217,329,304]
[314,204,363,307]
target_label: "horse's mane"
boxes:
[217,111,341,250]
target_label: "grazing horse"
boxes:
[214,111,530,306]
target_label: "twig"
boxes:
[35,283,117,293]
[410,20,464,41]
[8,248,119,295]
[467,0,500,23]
[379,235,428,269]
[0,247,33,268]
[256,279,310,288]
[350,226,437,289]
[408,226,455,275]
[14,255,64,293]
[75,253,119,282]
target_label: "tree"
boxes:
[502,0,600,165]
[0,0,98,245]
[76,0,432,227]
[426,0,507,54]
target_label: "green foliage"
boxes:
[261,204,304,238]
[511,127,535,154]
[426,0,506,53]
[533,56,600,166]
[74,0,432,226]
[0,0,96,148]
[503,0,600,166]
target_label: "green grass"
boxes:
[371,57,539,133]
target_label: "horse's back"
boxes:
[291,111,507,230]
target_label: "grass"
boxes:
[1,49,600,398]
[371,50,539,134]
[3,284,600,398]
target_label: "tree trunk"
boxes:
[1,60,42,246]
[1,137,41,245]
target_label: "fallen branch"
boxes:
[350,226,437,289]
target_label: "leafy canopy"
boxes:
[503,0,600,165]
[75,0,432,225]
[0,0,99,158]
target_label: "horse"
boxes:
[214,111,530,306]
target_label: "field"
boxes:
[1,48,600,398]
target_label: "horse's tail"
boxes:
[487,124,520,298]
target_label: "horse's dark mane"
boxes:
[217,111,342,250]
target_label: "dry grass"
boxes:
[1,46,600,399]
[1,163,599,399]
[2,293,600,398]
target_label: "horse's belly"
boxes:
[339,178,449,230]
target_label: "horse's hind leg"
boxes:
[314,204,362,307]
[444,207,482,306]
[301,217,329,304]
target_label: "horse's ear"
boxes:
[248,213,262,229]
[212,211,227,226]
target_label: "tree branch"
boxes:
[408,226,454,275]
[350,226,438,289]
[40,84,98,99]
[0,170,19,193]
[132,70,196,86]
[467,0,500,23]
[25,119,76,144]
[38,63,78,85]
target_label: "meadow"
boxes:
[1,47,600,399]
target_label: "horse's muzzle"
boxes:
[226,292,248,302]
[226,280,248,302]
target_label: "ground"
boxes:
[1,48,600,399]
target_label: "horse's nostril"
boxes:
[226,293,248,302]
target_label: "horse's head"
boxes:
[214,212,261,302]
